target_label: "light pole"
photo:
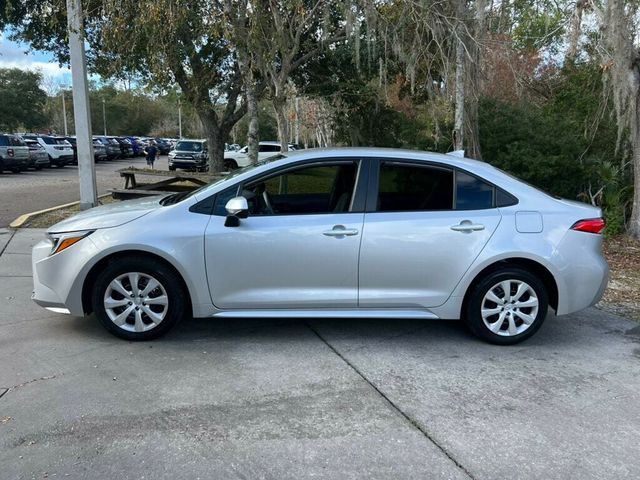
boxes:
[178,100,182,138]
[102,98,107,136]
[61,86,69,136]
[66,0,97,209]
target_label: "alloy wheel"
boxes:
[103,272,169,332]
[481,279,539,337]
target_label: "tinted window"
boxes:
[175,141,204,152]
[244,163,358,215]
[259,144,281,153]
[377,163,454,211]
[455,171,494,210]
[0,136,8,146]
[40,136,58,145]
[496,188,518,207]
[213,186,240,216]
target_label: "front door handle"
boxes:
[451,220,485,232]
[323,225,359,237]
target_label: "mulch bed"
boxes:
[599,235,640,321]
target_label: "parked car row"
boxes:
[0,133,181,173]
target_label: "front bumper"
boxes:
[31,235,100,316]
[169,159,206,169]
[51,154,73,166]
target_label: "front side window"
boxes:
[243,162,358,215]
[377,163,454,212]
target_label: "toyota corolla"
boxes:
[31,148,609,344]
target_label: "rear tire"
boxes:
[91,257,186,341]
[464,267,548,345]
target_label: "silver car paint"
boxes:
[31,147,608,322]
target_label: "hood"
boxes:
[48,196,163,233]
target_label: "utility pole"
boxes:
[61,87,68,136]
[178,100,182,138]
[66,0,97,210]
[102,98,107,136]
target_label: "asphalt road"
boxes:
[0,156,169,228]
[1,228,640,479]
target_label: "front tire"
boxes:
[464,267,548,345]
[91,257,186,340]
[224,159,238,170]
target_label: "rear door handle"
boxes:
[323,225,359,237]
[451,221,485,232]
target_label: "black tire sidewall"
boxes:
[465,267,549,345]
[91,257,185,340]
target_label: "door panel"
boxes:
[358,210,500,308]
[205,213,364,308]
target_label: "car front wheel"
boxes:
[91,257,186,340]
[464,267,548,345]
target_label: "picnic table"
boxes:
[111,167,225,200]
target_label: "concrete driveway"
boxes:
[1,228,639,479]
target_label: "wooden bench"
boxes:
[112,168,225,199]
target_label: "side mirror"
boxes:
[224,196,249,227]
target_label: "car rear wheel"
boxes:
[92,257,186,340]
[464,267,548,345]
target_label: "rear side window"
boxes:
[259,144,281,153]
[377,163,454,211]
[0,136,9,146]
[455,171,493,210]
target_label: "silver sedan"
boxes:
[31,148,609,344]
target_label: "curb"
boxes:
[9,193,111,229]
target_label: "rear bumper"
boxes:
[554,230,609,315]
[50,155,73,166]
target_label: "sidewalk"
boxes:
[1,228,640,479]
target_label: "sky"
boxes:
[0,32,73,88]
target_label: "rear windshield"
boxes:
[175,141,204,152]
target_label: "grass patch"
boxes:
[24,196,118,229]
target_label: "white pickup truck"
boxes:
[223,141,298,169]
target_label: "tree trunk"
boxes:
[465,0,486,160]
[242,65,259,164]
[629,71,640,239]
[199,112,225,173]
[453,27,465,152]
[273,95,289,152]
[566,0,585,64]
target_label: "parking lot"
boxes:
[1,228,640,479]
[0,156,169,228]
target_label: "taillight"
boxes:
[571,218,606,234]
[7,148,14,157]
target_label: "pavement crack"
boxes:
[4,373,61,392]
[0,229,17,257]
[306,323,476,480]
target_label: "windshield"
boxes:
[40,136,60,145]
[175,141,204,152]
[161,155,285,206]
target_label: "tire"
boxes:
[168,166,176,171]
[224,159,238,170]
[91,257,186,341]
[11,168,20,173]
[35,166,43,171]
[464,267,548,345]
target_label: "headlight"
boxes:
[47,230,94,256]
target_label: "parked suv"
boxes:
[94,136,121,160]
[0,134,30,173]
[22,134,73,167]
[168,139,208,171]
[24,139,50,170]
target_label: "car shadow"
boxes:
[61,310,607,351]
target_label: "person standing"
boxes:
[144,141,158,169]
